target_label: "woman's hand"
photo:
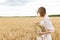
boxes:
[33,20,40,25]
[37,30,42,34]
[33,20,38,24]
[37,30,43,35]
[38,32,44,35]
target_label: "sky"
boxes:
[0,0,60,16]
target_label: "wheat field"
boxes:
[0,17,60,40]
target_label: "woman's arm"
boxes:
[37,29,51,35]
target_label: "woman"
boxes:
[33,7,54,40]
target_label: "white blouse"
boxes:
[40,14,54,32]
[37,14,55,40]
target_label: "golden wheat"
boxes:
[0,17,59,40]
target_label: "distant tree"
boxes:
[49,14,60,17]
